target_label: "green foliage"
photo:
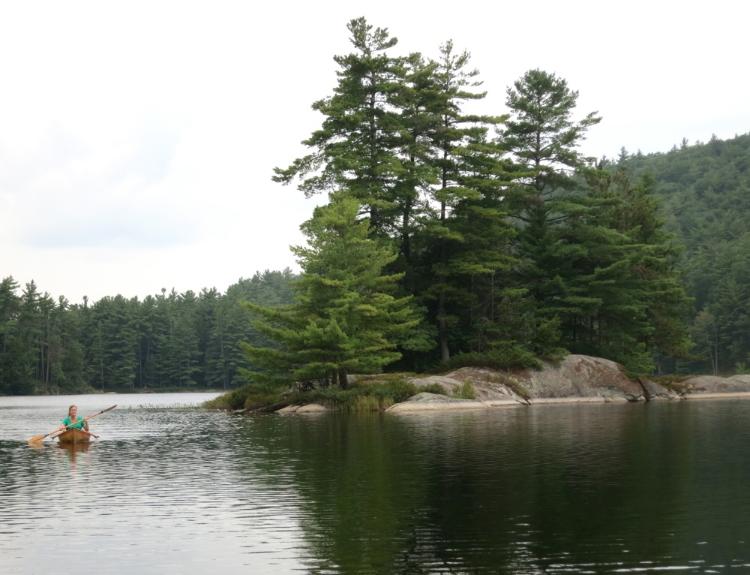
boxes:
[273,17,417,240]
[452,381,476,399]
[203,386,251,410]
[244,198,430,390]
[419,383,447,395]
[267,20,695,377]
[206,376,419,413]
[501,69,603,357]
[620,133,750,373]
[0,271,295,395]
[438,344,543,372]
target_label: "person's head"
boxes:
[68,405,78,418]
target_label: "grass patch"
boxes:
[503,379,531,401]
[419,383,447,395]
[452,381,476,400]
[288,377,417,412]
[203,386,278,411]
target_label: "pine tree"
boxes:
[559,167,692,372]
[244,198,429,389]
[273,17,407,236]
[412,42,512,362]
[0,277,23,394]
[502,69,601,352]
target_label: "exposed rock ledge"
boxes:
[387,392,507,413]
[277,403,329,414]
[402,355,657,407]
[274,355,750,414]
[674,375,750,399]
[389,355,750,413]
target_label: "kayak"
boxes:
[57,429,92,445]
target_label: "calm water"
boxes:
[1,395,750,574]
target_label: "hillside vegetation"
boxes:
[621,133,750,373]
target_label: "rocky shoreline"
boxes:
[275,355,750,414]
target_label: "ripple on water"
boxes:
[2,396,750,573]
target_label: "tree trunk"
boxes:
[438,291,450,363]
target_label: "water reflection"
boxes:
[57,441,90,469]
[229,404,750,573]
[2,395,750,573]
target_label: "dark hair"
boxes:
[68,405,77,416]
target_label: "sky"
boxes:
[1,0,748,303]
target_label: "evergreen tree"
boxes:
[502,69,601,352]
[0,277,23,394]
[273,17,407,237]
[553,167,692,371]
[411,41,512,363]
[245,198,430,389]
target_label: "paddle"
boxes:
[27,404,117,445]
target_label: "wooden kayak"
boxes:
[57,429,92,445]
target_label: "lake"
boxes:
[1,394,749,573]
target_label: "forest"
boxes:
[0,271,294,395]
[2,18,748,395]
[621,133,750,374]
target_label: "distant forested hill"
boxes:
[620,133,750,373]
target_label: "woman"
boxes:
[59,405,89,433]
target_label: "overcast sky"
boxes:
[1,0,748,303]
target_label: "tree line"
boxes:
[620,133,750,374]
[243,18,691,391]
[0,271,294,395]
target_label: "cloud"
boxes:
[1,117,191,249]
[1,0,749,302]
[26,206,195,250]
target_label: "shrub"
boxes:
[205,374,419,413]
[438,344,541,372]
[419,383,447,395]
[452,381,476,400]
[377,378,418,403]
[204,386,253,410]
[204,384,286,411]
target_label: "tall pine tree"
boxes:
[244,197,430,389]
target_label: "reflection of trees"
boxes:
[233,414,433,573]
[665,401,750,568]
[232,405,698,573]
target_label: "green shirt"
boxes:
[62,416,86,430]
